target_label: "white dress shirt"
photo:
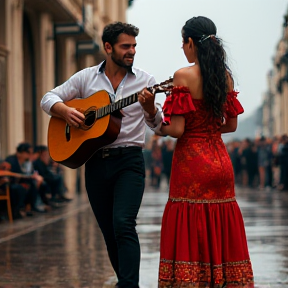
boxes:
[41,61,163,148]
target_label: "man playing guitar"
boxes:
[41,22,162,288]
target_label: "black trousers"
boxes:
[85,147,145,288]
[10,183,27,212]
[18,179,38,210]
[45,175,63,198]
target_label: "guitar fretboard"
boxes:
[95,93,138,119]
[93,78,173,119]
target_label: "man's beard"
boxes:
[111,50,133,69]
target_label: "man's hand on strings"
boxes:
[64,107,85,128]
[51,102,85,128]
[138,88,157,118]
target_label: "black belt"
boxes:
[95,146,142,158]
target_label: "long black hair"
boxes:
[182,16,230,118]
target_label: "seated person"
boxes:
[33,145,70,202]
[5,142,46,215]
[0,160,27,219]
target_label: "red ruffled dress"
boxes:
[158,87,254,288]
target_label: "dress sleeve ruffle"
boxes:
[225,91,244,118]
[162,86,196,125]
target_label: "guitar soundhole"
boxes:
[85,110,96,127]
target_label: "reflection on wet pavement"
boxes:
[238,188,288,287]
[0,186,288,287]
[0,195,114,288]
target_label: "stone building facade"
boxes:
[262,13,288,138]
[0,0,133,196]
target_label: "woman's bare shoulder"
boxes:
[173,65,198,87]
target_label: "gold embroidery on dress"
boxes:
[159,259,254,288]
[169,197,236,204]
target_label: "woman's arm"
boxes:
[155,115,185,138]
[154,68,192,138]
[221,69,239,134]
[220,117,237,133]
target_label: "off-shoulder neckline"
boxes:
[172,86,203,101]
[172,86,237,100]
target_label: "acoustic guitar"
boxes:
[47,78,173,169]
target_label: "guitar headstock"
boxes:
[147,77,174,95]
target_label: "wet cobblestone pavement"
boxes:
[0,184,288,288]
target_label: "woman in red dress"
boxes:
[140,16,254,287]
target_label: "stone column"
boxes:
[6,0,24,153]
[38,13,55,145]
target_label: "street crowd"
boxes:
[143,136,175,189]
[227,134,288,191]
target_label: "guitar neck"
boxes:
[95,78,173,119]
[96,92,138,119]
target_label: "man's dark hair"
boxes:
[101,22,139,47]
[16,142,32,153]
[34,145,48,154]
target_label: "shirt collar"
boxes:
[97,60,136,76]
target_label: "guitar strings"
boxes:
[94,78,173,119]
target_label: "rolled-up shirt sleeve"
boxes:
[143,76,164,132]
[144,104,163,133]
[40,70,84,115]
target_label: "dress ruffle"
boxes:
[162,87,244,124]
[162,86,196,125]
[225,91,244,118]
